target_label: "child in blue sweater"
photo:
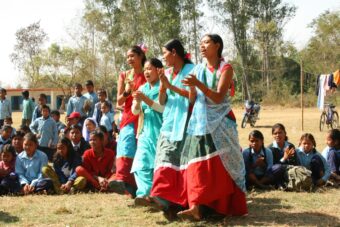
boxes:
[42,136,86,194]
[322,129,340,183]
[296,133,331,186]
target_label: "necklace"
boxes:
[203,63,219,89]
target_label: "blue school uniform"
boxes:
[66,95,88,118]
[296,148,331,182]
[30,116,58,147]
[15,150,48,186]
[53,154,82,184]
[242,147,273,178]
[322,146,340,175]
[0,98,11,120]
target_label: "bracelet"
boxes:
[123,91,131,97]
[159,88,167,93]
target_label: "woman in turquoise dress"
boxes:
[131,58,164,204]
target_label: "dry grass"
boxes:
[3,107,339,226]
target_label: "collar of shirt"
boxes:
[72,141,81,147]
[251,148,264,156]
[272,141,289,150]
[21,150,40,160]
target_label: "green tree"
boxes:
[10,21,48,87]
[253,0,295,92]
[209,0,255,100]
[300,10,340,73]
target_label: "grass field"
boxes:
[1,107,339,226]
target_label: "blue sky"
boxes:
[0,0,339,87]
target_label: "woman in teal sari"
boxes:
[131,58,164,204]
[149,39,195,220]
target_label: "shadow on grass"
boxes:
[0,211,19,223]
[199,197,339,226]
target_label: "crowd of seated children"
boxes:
[242,124,333,190]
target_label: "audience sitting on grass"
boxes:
[0,144,20,195]
[75,130,115,192]
[296,133,331,186]
[15,133,53,195]
[11,131,25,155]
[242,130,274,190]
[322,129,340,183]
[82,117,98,142]
[42,136,86,194]
[68,125,90,157]
[4,117,16,137]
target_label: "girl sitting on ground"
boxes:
[322,129,340,183]
[15,133,53,195]
[242,130,274,189]
[296,133,331,186]
[42,136,86,194]
[267,123,298,165]
[82,118,98,142]
[76,131,115,192]
[0,144,20,195]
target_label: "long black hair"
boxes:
[204,34,224,58]
[328,129,340,149]
[164,39,192,64]
[129,45,147,66]
[146,58,163,68]
[272,123,289,141]
[53,136,77,166]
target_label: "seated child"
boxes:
[322,129,340,183]
[11,131,25,155]
[75,131,115,192]
[4,117,16,137]
[69,125,90,156]
[15,133,53,195]
[267,123,299,165]
[0,144,21,195]
[19,125,31,135]
[42,136,86,194]
[242,130,274,189]
[0,125,13,151]
[97,125,116,156]
[296,133,331,186]
[67,112,82,128]
[82,117,97,142]
[30,105,58,161]
[51,110,66,134]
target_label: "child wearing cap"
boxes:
[0,88,11,128]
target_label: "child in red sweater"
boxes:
[76,130,115,191]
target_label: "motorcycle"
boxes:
[241,100,260,128]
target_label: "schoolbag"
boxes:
[285,165,313,192]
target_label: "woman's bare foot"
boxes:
[177,205,202,221]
